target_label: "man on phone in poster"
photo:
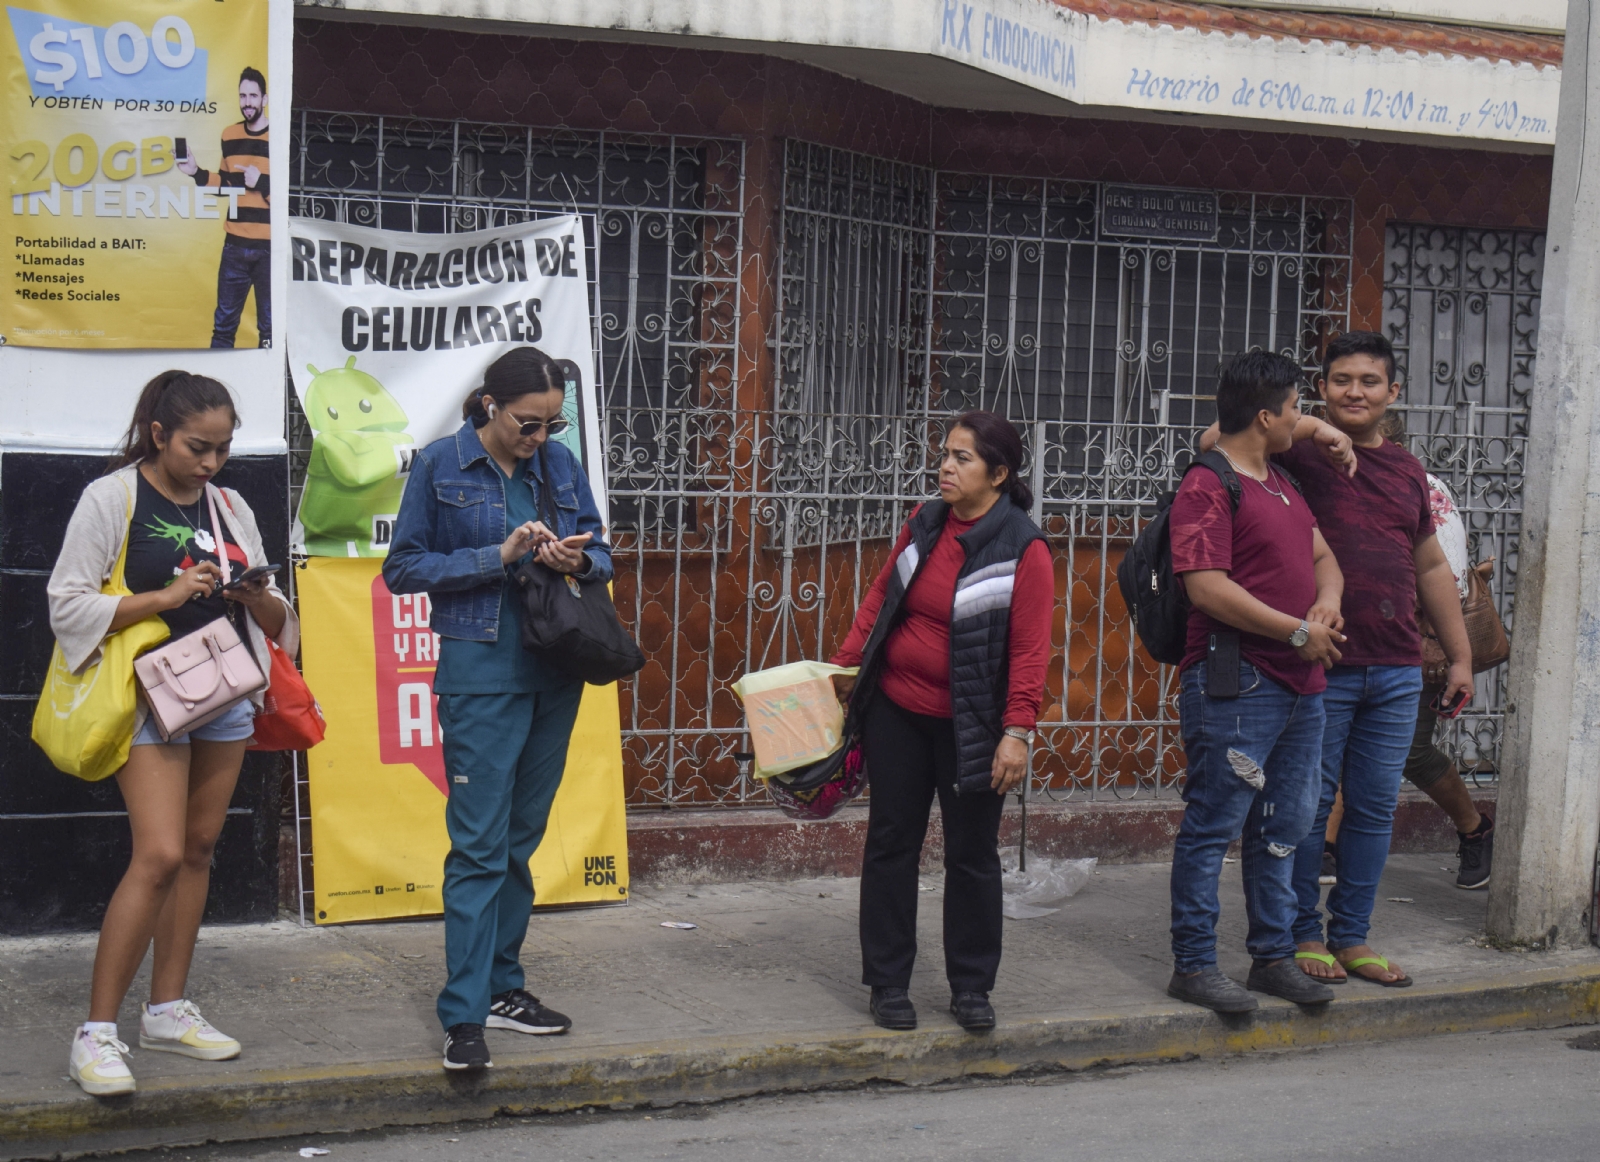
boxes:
[178,66,270,348]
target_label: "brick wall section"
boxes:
[1061,1,1565,67]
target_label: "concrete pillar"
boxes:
[1487,0,1600,947]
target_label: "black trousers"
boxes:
[859,696,1006,994]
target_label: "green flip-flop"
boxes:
[1294,950,1347,982]
[1342,955,1412,987]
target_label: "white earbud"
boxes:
[485,401,497,419]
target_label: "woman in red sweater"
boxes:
[832,412,1053,1032]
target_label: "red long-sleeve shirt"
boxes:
[831,510,1053,730]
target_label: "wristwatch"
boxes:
[1003,726,1036,745]
[1288,620,1311,648]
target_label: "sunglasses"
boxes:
[509,416,570,437]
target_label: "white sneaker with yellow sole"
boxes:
[69,1026,135,1095]
[139,1000,241,1061]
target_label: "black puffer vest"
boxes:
[852,498,1048,795]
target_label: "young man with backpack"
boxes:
[1201,332,1474,987]
[1165,350,1347,1013]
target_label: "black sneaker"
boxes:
[950,991,995,1031]
[488,989,572,1035]
[1456,816,1493,890]
[442,1023,491,1071]
[1166,969,1258,1013]
[869,986,917,1030]
[1246,959,1335,1006]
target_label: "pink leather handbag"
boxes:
[133,487,266,742]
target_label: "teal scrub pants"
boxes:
[435,685,584,1032]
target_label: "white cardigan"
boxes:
[46,464,300,733]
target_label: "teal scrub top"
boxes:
[433,458,570,695]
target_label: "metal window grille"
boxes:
[941,174,1351,799]
[1384,223,1544,783]
[775,142,1353,800]
[286,115,1544,861]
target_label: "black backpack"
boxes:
[1116,451,1300,666]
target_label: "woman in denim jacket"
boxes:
[383,347,611,1072]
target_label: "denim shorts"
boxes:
[132,697,256,747]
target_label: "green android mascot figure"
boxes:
[297,357,416,557]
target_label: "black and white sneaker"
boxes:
[442,1023,492,1071]
[487,989,572,1035]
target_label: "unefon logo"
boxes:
[583,854,618,886]
[10,9,209,102]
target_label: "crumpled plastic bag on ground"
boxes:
[999,846,1096,919]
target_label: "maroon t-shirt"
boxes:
[1170,463,1325,695]
[1275,438,1432,667]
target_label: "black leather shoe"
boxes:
[1166,969,1259,1013]
[950,991,996,1031]
[869,986,917,1030]
[1246,958,1335,1005]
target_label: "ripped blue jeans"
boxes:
[1170,661,1324,974]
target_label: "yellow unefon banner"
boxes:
[2,0,270,347]
[298,557,631,925]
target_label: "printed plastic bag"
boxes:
[999,846,1096,920]
[731,661,858,779]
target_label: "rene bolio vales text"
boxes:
[291,233,579,353]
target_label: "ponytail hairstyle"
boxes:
[108,370,239,472]
[462,347,563,427]
[951,410,1034,511]
[1378,408,1407,446]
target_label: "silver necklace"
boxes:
[1216,447,1292,506]
[150,474,216,551]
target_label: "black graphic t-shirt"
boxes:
[123,473,249,638]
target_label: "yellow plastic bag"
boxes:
[732,661,858,780]
[32,480,170,781]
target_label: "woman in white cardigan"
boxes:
[47,371,297,1096]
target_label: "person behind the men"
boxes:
[179,67,271,348]
[1202,331,1474,986]
[383,348,610,1072]
[830,412,1052,1033]
[50,372,297,1094]
[1166,350,1346,1013]
[1381,412,1495,888]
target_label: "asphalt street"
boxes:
[115,1026,1600,1162]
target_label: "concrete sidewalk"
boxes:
[3,853,1598,1159]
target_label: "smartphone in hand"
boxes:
[222,563,282,591]
[1430,687,1470,719]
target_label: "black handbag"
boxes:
[511,447,645,686]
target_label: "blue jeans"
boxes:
[1292,664,1424,950]
[1171,661,1323,974]
[435,684,583,1032]
[131,696,255,747]
[211,238,271,348]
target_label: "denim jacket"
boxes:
[382,421,613,642]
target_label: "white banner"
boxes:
[286,214,601,557]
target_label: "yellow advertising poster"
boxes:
[2,0,271,347]
[297,556,631,925]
